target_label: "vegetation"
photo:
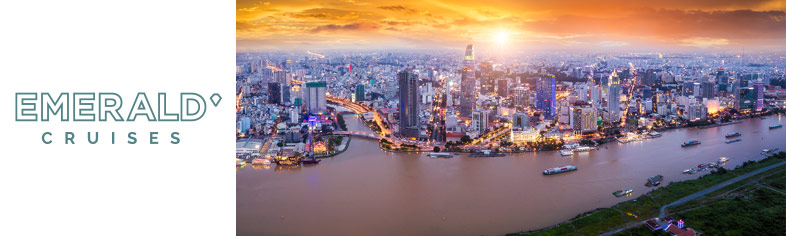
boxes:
[514,152,786,236]
[336,114,347,131]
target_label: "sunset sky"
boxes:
[237,0,786,52]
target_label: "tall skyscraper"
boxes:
[459,44,475,118]
[700,81,715,99]
[590,84,602,107]
[737,87,754,112]
[571,107,598,133]
[479,61,494,95]
[471,109,489,133]
[753,82,764,112]
[497,79,509,98]
[355,84,365,102]
[398,70,419,138]
[513,87,528,108]
[536,75,556,117]
[511,111,529,129]
[268,82,281,105]
[303,81,327,114]
[607,71,621,122]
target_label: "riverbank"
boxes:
[509,151,786,236]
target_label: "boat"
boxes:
[469,150,506,157]
[725,139,742,144]
[613,188,634,197]
[770,124,782,129]
[301,158,321,164]
[683,168,697,174]
[718,157,729,164]
[646,175,663,187]
[574,146,592,152]
[427,152,453,158]
[681,140,701,147]
[543,165,577,175]
[725,132,741,138]
[236,158,246,166]
[560,150,574,156]
[649,132,662,138]
[251,158,272,165]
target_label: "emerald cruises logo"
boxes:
[15,92,222,144]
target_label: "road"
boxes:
[599,159,786,236]
[658,160,786,218]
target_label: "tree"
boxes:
[276,142,284,147]
[460,135,471,143]
[433,146,441,152]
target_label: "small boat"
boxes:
[560,150,574,156]
[770,124,783,129]
[718,157,729,164]
[574,146,592,152]
[725,132,741,138]
[301,158,321,164]
[427,152,453,158]
[647,175,663,187]
[613,188,634,197]
[543,165,577,175]
[708,162,718,168]
[681,140,701,147]
[683,168,697,174]
[698,163,707,168]
[725,139,742,144]
[649,132,662,138]
[236,158,246,166]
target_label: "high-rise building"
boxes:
[459,44,476,118]
[303,81,327,114]
[590,84,602,107]
[398,70,419,138]
[737,87,754,112]
[274,70,290,86]
[536,75,556,117]
[281,85,291,105]
[268,82,281,105]
[471,109,489,133]
[480,61,494,95]
[700,81,715,99]
[753,82,764,112]
[571,107,598,133]
[355,84,365,102]
[513,87,529,108]
[497,79,509,98]
[607,71,621,122]
[511,111,529,129]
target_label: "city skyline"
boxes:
[237,0,786,52]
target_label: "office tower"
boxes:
[274,70,290,86]
[590,84,602,107]
[355,84,365,102]
[302,81,327,114]
[480,61,494,95]
[459,44,475,118]
[753,82,764,112]
[511,111,529,129]
[398,70,419,138]
[281,85,291,105]
[497,79,509,98]
[571,107,598,133]
[700,81,715,99]
[687,103,707,120]
[536,75,556,117]
[513,87,528,108]
[607,71,621,122]
[268,82,281,105]
[716,68,729,84]
[576,84,588,102]
[641,86,652,99]
[471,109,489,133]
[737,87,754,112]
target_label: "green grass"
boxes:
[515,152,786,236]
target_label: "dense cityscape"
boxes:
[236,47,786,157]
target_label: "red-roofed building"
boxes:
[446,132,465,142]
[665,224,698,236]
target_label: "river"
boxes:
[237,114,786,236]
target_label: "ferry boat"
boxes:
[560,150,574,156]
[469,150,506,157]
[718,157,729,164]
[647,175,663,187]
[573,146,592,152]
[301,158,321,164]
[251,158,272,165]
[681,140,701,147]
[770,124,783,129]
[613,188,634,197]
[725,132,741,138]
[427,152,453,158]
[725,139,742,144]
[543,165,577,175]
[648,132,662,138]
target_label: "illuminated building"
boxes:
[398,70,420,138]
[536,74,556,117]
[303,81,327,113]
[607,71,621,122]
[459,44,475,118]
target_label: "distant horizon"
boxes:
[237,0,786,52]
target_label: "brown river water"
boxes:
[237,114,785,236]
